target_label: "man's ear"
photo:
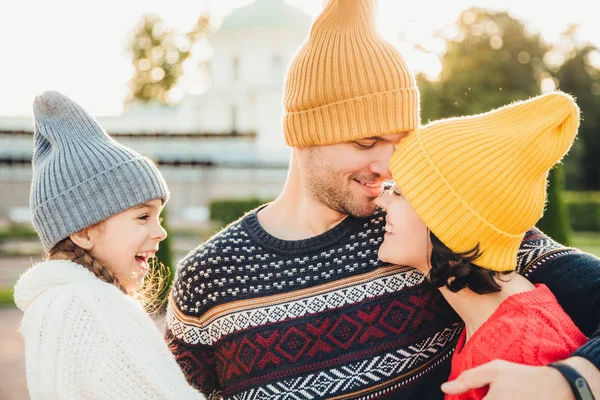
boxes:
[69,228,93,250]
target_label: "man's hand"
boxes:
[440,360,574,400]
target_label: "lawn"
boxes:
[571,231,600,257]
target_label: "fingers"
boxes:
[441,360,506,394]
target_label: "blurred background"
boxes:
[1,0,599,398]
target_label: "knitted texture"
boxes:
[31,91,170,252]
[390,92,580,271]
[166,207,600,400]
[13,260,204,400]
[283,0,419,147]
[446,284,588,400]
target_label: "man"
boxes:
[166,0,600,399]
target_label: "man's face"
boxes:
[300,132,408,217]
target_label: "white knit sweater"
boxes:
[14,260,206,400]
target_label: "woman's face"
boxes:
[375,184,430,273]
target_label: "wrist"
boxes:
[548,360,595,400]
[544,365,577,400]
[563,357,600,398]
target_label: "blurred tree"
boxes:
[156,205,174,270]
[420,8,548,123]
[538,164,572,245]
[552,25,600,190]
[127,13,210,104]
[152,205,175,311]
[419,8,573,242]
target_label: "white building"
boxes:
[1,0,312,164]
[0,0,313,225]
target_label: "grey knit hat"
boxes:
[31,91,170,252]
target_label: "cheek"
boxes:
[382,203,429,266]
[93,224,141,266]
[395,223,427,260]
[328,149,372,176]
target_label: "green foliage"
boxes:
[127,13,209,104]
[419,8,575,243]
[571,232,600,257]
[553,26,600,190]
[155,206,174,269]
[0,287,14,307]
[154,206,174,308]
[0,224,38,240]
[209,198,270,226]
[565,191,600,232]
[538,165,572,245]
[421,8,548,123]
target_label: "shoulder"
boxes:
[70,281,147,329]
[178,216,250,271]
[517,228,599,276]
[171,216,252,314]
[21,276,144,347]
[468,292,585,364]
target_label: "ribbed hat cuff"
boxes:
[33,157,170,252]
[390,132,524,272]
[284,87,419,147]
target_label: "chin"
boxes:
[378,242,407,265]
[131,278,145,292]
[377,246,392,263]
[347,199,378,218]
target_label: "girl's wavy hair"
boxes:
[427,231,513,294]
[48,237,172,315]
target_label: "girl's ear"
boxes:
[69,228,94,250]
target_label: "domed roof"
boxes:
[219,0,312,32]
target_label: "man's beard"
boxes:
[304,154,381,218]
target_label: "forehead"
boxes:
[132,199,164,211]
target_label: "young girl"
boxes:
[375,92,590,400]
[13,91,205,399]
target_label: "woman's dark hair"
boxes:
[427,231,513,295]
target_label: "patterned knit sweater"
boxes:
[166,207,600,400]
[446,284,588,400]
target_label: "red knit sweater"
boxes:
[446,284,588,400]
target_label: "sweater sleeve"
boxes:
[519,228,600,370]
[161,240,223,399]
[165,325,220,398]
[71,288,207,400]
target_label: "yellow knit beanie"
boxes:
[283,0,420,147]
[389,92,580,271]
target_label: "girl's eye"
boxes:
[393,190,402,197]
[138,214,149,221]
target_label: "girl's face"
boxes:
[86,198,167,291]
[374,184,430,273]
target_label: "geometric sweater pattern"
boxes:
[166,207,600,400]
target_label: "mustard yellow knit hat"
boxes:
[389,92,580,271]
[283,0,420,147]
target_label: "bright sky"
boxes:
[1,0,597,117]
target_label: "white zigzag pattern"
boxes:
[167,267,426,346]
[516,236,579,276]
[517,237,560,269]
[233,325,462,400]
